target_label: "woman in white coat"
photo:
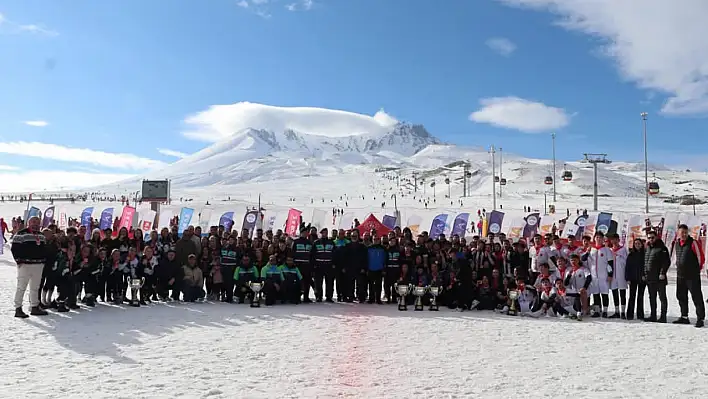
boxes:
[582,232,614,318]
[609,233,628,319]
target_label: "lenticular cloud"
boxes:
[182,102,399,142]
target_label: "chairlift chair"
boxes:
[562,171,573,181]
[544,176,553,185]
[500,178,507,186]
[494,176,500,183]
[648,181,660,195]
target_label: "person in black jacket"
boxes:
[625,238,646,320]
[383,237,402,304]
[292,228,314,303]
[311,228,335,302]
[11,216,49,318]
[339,230,368,302]
[671,224,705,328]
[155,249,182,301]
[643,231,670,323]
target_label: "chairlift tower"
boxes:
[582,153,612,211]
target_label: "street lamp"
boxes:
[552,133,557,202]
[641,112,649,214]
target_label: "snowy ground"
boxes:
[2,249,707,399]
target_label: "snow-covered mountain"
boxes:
[111,103,705,206]
[146,122,440,187]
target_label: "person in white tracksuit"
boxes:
[609,233,628,319]
[582,232,614,318]
[564,254,592,319]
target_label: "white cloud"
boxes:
[18,24,58,37]
[485,37,516,56]
[183,102,399,142]
[252,0,269,4]
[23,120,48,127]
[0,171,132,192]
[499,0,708,116]
[286,0,314,11]
[157,148,189,159]
[237,0,249,8]
[0,165,18,171]
[469,96,571,133]
[0,12,58,36]
[0,141,166,170]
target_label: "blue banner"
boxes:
[81,207,94,240]
[451,213,470,237]
[596,212,613,235]
[487,211,505,235]
[99,208,114,231]
[382,215,397,230]
[177,207,194,236]
[28,207,41,219]
[429,214,448,240]
[219,211,234,231]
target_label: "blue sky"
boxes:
[0,0,706,189]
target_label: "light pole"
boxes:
[641,112,649,214]
[552,133,557,202]
[582,153,612,211]
[490,145,497,210]
[499,147,503,199]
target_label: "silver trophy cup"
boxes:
[129,277,144,305]
[428,286,441,311]
[413,286,427,311]
[249,281,262,308]
[395,283,411,311]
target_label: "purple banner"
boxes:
[99,208,114,231]
[81,207,94,240]
[219,212,234,231]
[451,213,470,237]
[429,214,448,240]
[382,215,397,230]
[42,206,55,228]
[522,212,540,239]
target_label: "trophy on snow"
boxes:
[428,286,441,311]
[508,289,519,316]
[129,277,145,305]
[395,283,411,311]
[249,281,262,308]
[413,286,427,311]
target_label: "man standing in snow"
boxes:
[671,224,705,328]
[11,216,49,318]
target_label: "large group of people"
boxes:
[9,214,706,328]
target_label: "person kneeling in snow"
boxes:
[182,254,205,302]
[261,255,285,306]
[511,276,538,316]
[234,253,260,304]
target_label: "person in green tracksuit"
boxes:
[233,253,260,304]
[261,255,285,306]
[280,255,303,304]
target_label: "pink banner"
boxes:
[285,208,302,236]
[118,206,136,232]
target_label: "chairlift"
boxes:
[500,178,507,186]
[648,181,660,195]
[494,176,500,183]
[562,170,573,181]
[544,176,553,185]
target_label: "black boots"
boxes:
[30,306,48,316]
[14,307,28,318]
